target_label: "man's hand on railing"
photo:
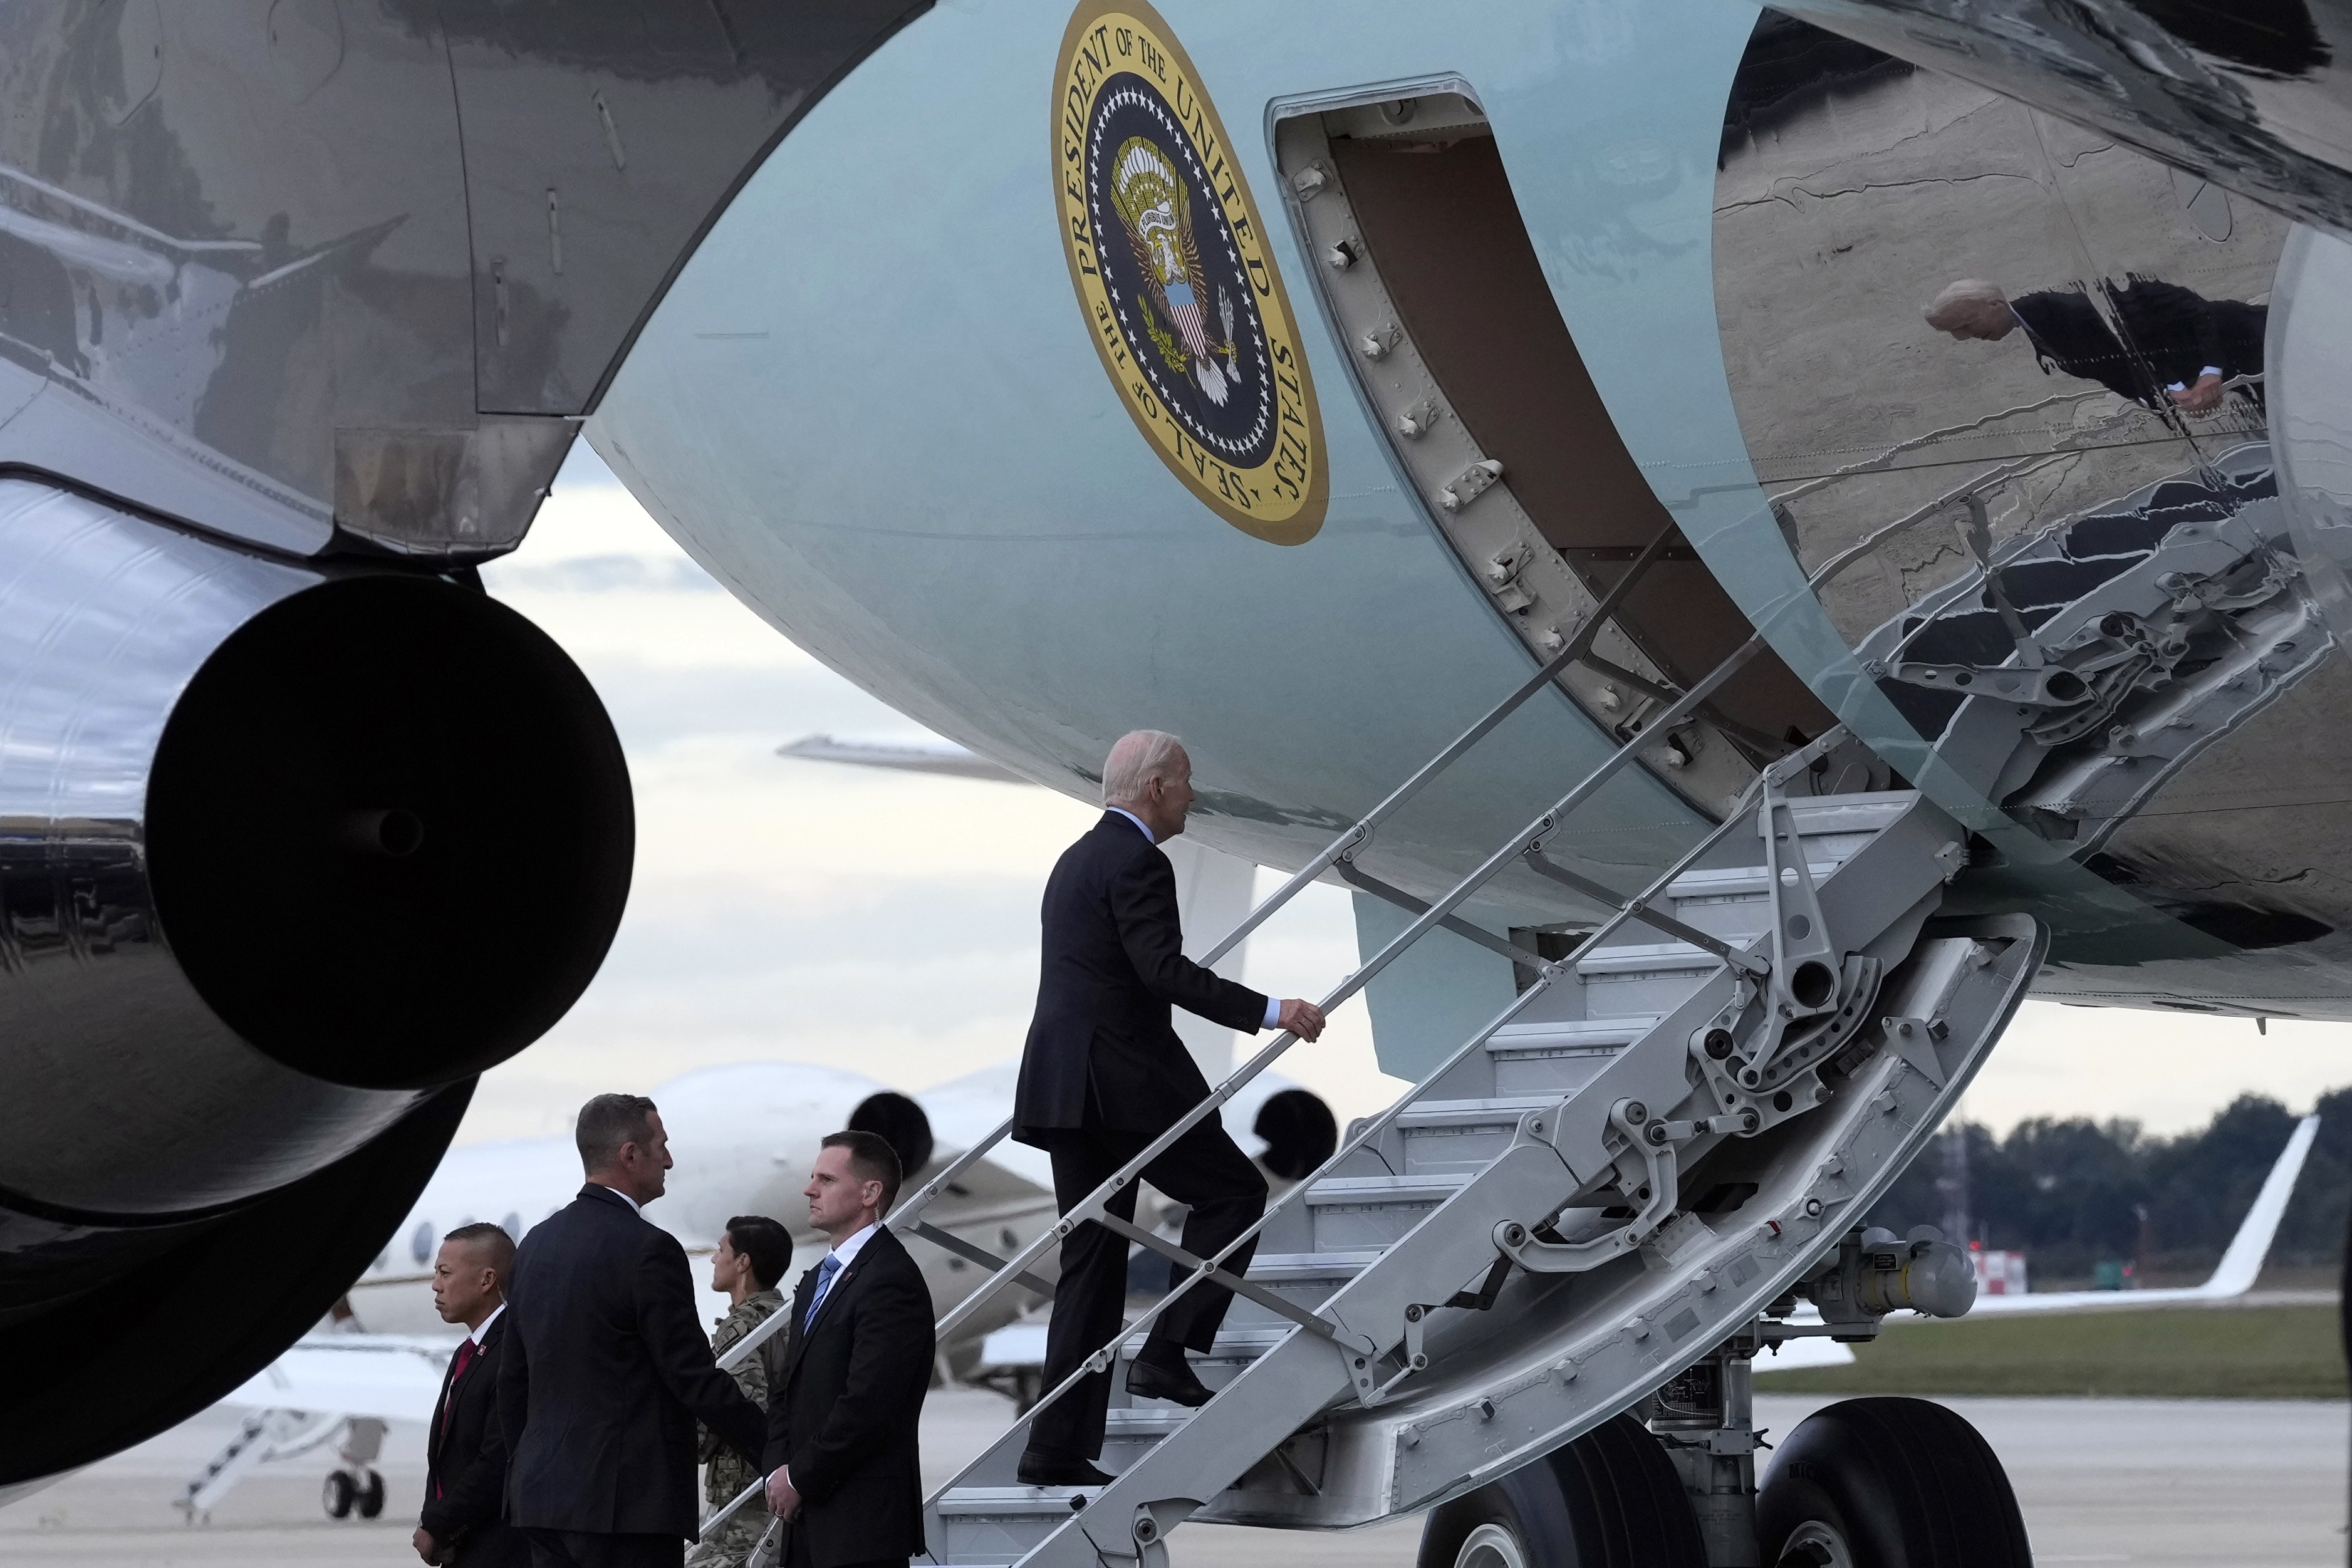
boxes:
[765,1467,801,1519]
[1277,998,1326,1041]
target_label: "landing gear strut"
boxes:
[321,1415,387,1520]
[1420,1312,2027,1567]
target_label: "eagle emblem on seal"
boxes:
[1108,135,1241,407]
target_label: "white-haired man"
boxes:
[1010,730,1325,1487]
[1923,276,2264,413]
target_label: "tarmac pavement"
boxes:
[0,1389,2339,1566]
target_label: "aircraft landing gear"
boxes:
[1417,1318,2028,1567]
[1415,1412,1706,1568]
[1757,1397,2029,1567]
[321,1465,387,1520]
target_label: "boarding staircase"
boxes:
[709,551,2048,1568]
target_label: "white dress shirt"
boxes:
[469,1302,506,1345]
[821,1220,879,1275]
[592,1181,643,1216]
[1106,807,1282,1031]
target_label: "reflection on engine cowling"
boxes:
[1714,14,2352,970]
[0,476,630,1488]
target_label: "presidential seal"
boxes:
[1054,1,1326,544]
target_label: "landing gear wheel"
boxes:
[1417,1412,1706,1568]
[356,1469,386,1519]
[321,1469,355,1519]
[1757,1397,2030,1568]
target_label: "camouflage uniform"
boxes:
[689,1287,785,1568]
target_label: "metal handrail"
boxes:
[887,527,1685,1235]
[925,630,1769,1347]
[911,722,1854,1504]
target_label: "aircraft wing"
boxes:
[1962,1113,2320,1315]
[778,734,1032,784]
[216,1334,457,1425]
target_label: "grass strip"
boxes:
[1752,1304,2348,1399]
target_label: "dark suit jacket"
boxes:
[2014,280,2266,406]
[1014,812,1269,1140]
[497,1185,769,1539]
[762,1226,935,1568]
[420,1312,526,1567]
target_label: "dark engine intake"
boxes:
[0,478,632,1490]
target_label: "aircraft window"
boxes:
[410,1222,434,1264]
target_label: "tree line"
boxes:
[1866,1089,2352,1285]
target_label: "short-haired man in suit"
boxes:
[1012,730,1326,1487]
[415,1222,525,1567]
[499,1094,771,1568]
[761,1131,934,1568]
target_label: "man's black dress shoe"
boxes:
[1017,1454,1113,1487]
[1125,1355,1214,1408]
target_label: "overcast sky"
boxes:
[460,446,2352,1148]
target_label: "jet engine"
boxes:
[0,479,631,1491]
[852,1090,940,1182]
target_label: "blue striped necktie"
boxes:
[803,1254,842,1329]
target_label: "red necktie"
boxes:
[435,1337,479,1496]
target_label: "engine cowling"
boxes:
[0,478,631,1487]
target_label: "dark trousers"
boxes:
[1022,1118,1267,1462]
[783,1519,905,1568]
[523,1531,682,1568]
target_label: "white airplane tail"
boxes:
[2195,1113,2321,1299]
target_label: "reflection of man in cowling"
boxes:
[1924,276,2266,412]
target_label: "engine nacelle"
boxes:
[0,477,631,1488]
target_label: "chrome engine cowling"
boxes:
[0,477,631,1485]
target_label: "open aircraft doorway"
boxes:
[1273,86,1879,821]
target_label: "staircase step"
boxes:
[1484,1017,1655,1054]
[1665,863,1836,902]
[1246,1250,1383,1282]
[1303,1173,1465,1250]
[1574,940,1719,977]
[934,1488,1091,1564]
[1485,1017,1654,1095]
[1573,941,1725,1014]
[1102,1405,1189,1467]
[1394,1096,1556,1173]
[1771,792,1915,836]
[1223,1250,1379,1328]
[1106,1406,1190,1436]
[1109,1324,1291,1394]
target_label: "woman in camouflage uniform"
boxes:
[689,1215,793,1568]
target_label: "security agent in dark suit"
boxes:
[498,1095,771,1568]
[415,1223,527,1568]
[1925,276,2266,412]
[759,1131,934,1568]
[1012,730,1326,1487]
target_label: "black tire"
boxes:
[321,1470,355,1520]
[1417,1413,1707,1568]
[1757,1397,2031,1568]
[357,1469,386,1519]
